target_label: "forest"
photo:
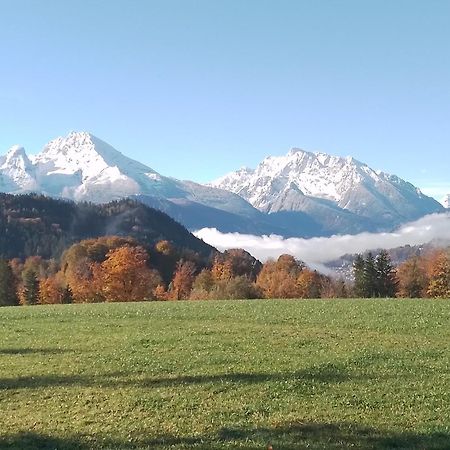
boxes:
[0,193,448,306]
[0,236,449,306]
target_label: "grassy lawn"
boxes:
[0,299,449,449]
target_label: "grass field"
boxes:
[0,299,449,449]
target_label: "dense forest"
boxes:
[0,193,214,260]
[0,194,448,306]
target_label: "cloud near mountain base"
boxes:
[194,213,450,267]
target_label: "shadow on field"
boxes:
[0,432,86,450]
[0,347,67,355]
[1,423,449,449]
[0,362,349,390]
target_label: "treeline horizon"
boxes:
[0,235,449,306]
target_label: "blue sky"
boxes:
[1,0,449,201]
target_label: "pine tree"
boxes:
[22,268,39,305]
[375,250,398,297]
[0,259,19,306]
[353,254,365,297]
[61,285,73,304]
[362,253,378,297]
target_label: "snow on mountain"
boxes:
[0,145,37,191]
[0,134,444,237]
[0,131,261,221]
[443,194,450,209]
[210,148,443,228]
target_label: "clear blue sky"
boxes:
[1,0,449,200]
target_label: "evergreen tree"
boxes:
[0,259,18,306]
[61,285,73,304]
[375,250,399,297]
[362,253,378,297]
[353,254,365,297]
[22,268,39,305]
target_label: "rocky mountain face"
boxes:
[0,133,444,237]
[210,148,443,231]
[0,132,277,234]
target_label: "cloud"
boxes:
[194,213,450,267]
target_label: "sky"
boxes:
[0,0,449,201]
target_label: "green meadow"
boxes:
[0,299,449,449]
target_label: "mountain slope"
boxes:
[0,132,271,228]
[0,193,215,260]
[210,148,443,230]
[0,133,444,237]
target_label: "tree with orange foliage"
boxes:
[170,260,196,300]
[94,245,162,302]
[256,255,305,298]
[211,256,233,282]
[153,284,168,301]
[39,275,65,304]
[397,256,428,298]
[296,269,322,298]
[426,250,450,298]
[62,244,97,302]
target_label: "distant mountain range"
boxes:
[0,132,444,237]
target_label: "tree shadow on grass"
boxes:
[0,347,68,355]
[1,423,449,450]
[0,432,88,450]
[0,361,349,390]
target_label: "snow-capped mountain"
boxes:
[0,132,276,234]
[443,194,450,209]
[0,133,444,237]
[210,148,443,229]
[0,145,37,191]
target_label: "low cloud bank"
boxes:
[194,213,450,266]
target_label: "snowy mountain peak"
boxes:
[210,148,367,208]
[210,147,443,224]
[0,145,36,191]
[6,144,27,158]
[443,194,450,209]
[0,131,166,202]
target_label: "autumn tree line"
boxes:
[0,237,449,306]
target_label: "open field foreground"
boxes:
[1,299,449,449]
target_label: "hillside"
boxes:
[0,193,215,260]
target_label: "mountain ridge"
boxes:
[0,132,444,237]
[210,147,443,230]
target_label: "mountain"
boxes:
[443,195,450,209]
[210,148,444,232]
[0,133,444,237]
[0,193,215,260]
[0,132,283,235]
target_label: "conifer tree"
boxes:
[375,250,398,297]
[353,254,365,297]
[22,268,39,305]
[363,253,378,297]
[0,259,19,306]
